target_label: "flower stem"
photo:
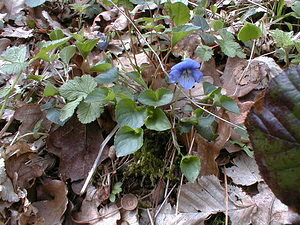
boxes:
[178,85,246,130]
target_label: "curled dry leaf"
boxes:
[99,8,118,21]
[5,142,53,189]
[19,204,44,225]
[121,194,138,211]
[97,203,121,225]
[0,38,11,54]
[6,152,53,189]
[172,34,201,58]
[250,183,300,225]
[200,58,222,86]
[120,209,139,225]
[5,141,32,158]
[227,99,255,125]
[32,180,68,225]
[74,185,111,224]
[75,200,120,225]
[42,11,71,36]
[245,67,300,213]
[195,110,231,176]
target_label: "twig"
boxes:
[233,40,256,96]
[80,125,119,195]
[164,145,176,198]
[0,115,14,138]
[147,208,155,225]
[154,184,177,218]
[175,174,184,220]
[247,0,269,12]
[10,131,19,146]
[224,166,229,225]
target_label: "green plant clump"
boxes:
[124,130,170,186]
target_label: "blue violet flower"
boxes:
[97,32,109,50]
[169,58,203,90]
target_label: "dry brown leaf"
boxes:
[0,25,33,38]
[227,100,254,125]
[99,9,118,21]
[224,152,262,186]
[41,11,70,36]
[201,58,222,86]
[224,142,242,153]
[0,38,11,54]
[221,57,282,98]
[221,57,259,97]
[120,209,139,225]
[19,204,44,225]
[0,158,19,203]
[14,104,51,141]
[6,152,52,189]
[251,183,299,225]
[33,180,68,225]
[46,117,108,194]
[178,175,297,225]
[110,14,128,31]
[5,141,32,158]
[75,187,120,225]
[74,186,105,223]
[116,53,149,72]
[195,110,231,176]
[172,34,201,58]
[97,204,120,225]
[155,203,209,225]
[1,0,25,20]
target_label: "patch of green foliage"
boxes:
[124,130,170,186]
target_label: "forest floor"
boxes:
[0,0,300,224]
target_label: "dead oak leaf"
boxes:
[221,57,259,97]
[221,57,282,98]
[46,117,108,194]
[0,158,19,203]
[6,152,53,189]
[178,175,296,225]
[227,100,254,125]
[14,104,51,141]
[0,25,33,38]
[251,183,299,225]
[224,152,263,186]
[32,180,68,225]
[155,203,209,225]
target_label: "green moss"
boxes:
[124,130,172,186]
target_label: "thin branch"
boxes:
[80,125,119,195]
